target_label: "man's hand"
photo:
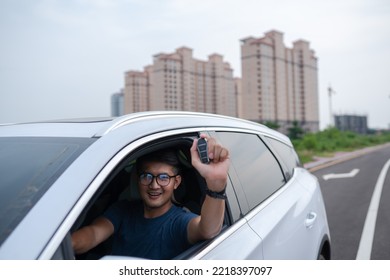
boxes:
[190,134,230,192]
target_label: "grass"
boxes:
[292,128,390,164]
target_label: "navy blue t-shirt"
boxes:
[103,200,197,259]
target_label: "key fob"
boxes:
[197,138,210,164]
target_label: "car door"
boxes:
[215,131,319,259]
[262,136,325,259]
[247,172,320,259]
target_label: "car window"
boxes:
[225,178,241,223]
[265,136,300,180]
[216,132,285,212]
[0,137,94,244]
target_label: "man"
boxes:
[72,135,230,259]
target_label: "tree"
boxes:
[288,121,304,140]
[264,121,280,130]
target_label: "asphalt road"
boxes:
[311,144,390,260]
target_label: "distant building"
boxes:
[240,30,319,133]
[111,90,124,117]
[124,47,237,117]
[334,114,368,134]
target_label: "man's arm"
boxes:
[187,135,230,244]
[71,216,114,255]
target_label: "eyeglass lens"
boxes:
[139,173,173,187]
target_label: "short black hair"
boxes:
[136,148,182,175]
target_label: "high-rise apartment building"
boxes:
[124,47,237,117]
[240,30,319,132]
[124,70,150,114]
[111,90,124,117]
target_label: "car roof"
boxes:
[0,111,290,144]
[0,117,112,138]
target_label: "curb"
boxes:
[304,142,390,172]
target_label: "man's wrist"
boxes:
[205,187,227,200]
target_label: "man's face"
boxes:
[138,161,181,217]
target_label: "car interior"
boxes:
[71,134,231,260]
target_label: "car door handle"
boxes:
[305,212,317,229]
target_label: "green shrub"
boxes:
[294,128,390,164]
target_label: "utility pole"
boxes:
[388,94,390,130]
[328,85,336,127]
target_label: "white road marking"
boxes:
[356,158,390,260]
[322,168,360,180]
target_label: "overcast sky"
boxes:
[1,0,389,129]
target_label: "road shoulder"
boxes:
[304,142,390,172]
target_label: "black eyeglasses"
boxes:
[138,172,178,187]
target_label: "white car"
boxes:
[0,111,331,259]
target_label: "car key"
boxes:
[197,137,210,164]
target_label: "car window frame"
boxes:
[262,135,300,181]
[51,233,74,260]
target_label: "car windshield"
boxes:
[0,137,95,244]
